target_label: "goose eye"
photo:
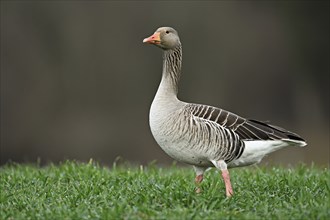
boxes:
[166,31,170,34]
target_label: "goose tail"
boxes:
[228,138,307,168]
[282,138,307,147]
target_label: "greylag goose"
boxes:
[143,27,307,197]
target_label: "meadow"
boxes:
[1,160,329,219]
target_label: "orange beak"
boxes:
[143,32,161,44]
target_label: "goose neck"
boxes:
[159,45,182,97]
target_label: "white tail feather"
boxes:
[228,139,306,168]
[282,138,307,147]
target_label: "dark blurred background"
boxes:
[1,1,329,166]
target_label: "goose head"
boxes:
[143,27,181,50]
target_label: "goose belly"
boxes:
[151,130,213,166]
[149,114,214,167]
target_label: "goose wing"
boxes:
[187,103,305,142]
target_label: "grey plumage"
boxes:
[143,27,306,196]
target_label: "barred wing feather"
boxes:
[188,104,306,142]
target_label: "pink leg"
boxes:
[211,160,234,197]
[195,174,203,193]
[221,169,233,197]
[193,166,206,194]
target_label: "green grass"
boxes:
[0,161,329,220]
